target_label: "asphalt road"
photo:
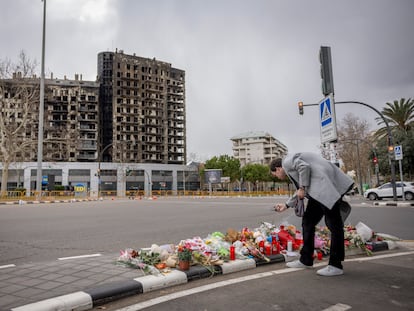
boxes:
[0,196,412,266]
[91,250,414,311]
[0,196,413,310]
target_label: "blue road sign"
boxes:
[319,94,337,143]
[394,145,403,160]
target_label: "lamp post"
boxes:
[36,0,46,197]
[182,165,186,194]
[144,170,152,198]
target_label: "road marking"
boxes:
[0,264,16,269]
[114,251,414,311]
[113,265,327,311]
[322,303,352,311]
[58,253,102,260]
[345,251,414,262]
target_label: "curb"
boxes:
[9,243,392,311]
[373,201,414,207]
[0,198,99,205]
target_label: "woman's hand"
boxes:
[296,187,306,199]
[274,203,287,212]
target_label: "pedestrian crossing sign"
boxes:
[319,94,338,143]
[394,145,403,160]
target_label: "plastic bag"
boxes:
[294,198,307,217]
[356,222,373,242]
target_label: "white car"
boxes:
[363,181,414,201]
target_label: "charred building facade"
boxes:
[45,76,99,162]
[0,74,99,163]
[97,50,186,164]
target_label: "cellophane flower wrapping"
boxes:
[116,248,160,275]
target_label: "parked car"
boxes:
[363,181,414,201]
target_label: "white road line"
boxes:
[58,253,102,260]
[114,265,326,311]
[115,251,414,311]
[0,264,16,269]
[345,250,414,262]
[321,303,352,311]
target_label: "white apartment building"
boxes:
[231,131,288,166]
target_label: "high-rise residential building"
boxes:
[0,73,99,162]
[97,49,186,164]
[231,131,288,166]
[45,75,99,162]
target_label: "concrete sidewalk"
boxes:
[1,240,410,311]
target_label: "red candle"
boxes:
[317,252,323,260]
[265,244,271,256]
[230,245,235,260]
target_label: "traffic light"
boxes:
[298,101,304,115]
[373,157,378,164]
[388,145,394,155]
[319,46,334,96]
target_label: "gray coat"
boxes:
[283,152,354,209]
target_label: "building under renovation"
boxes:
[97,49,186,164]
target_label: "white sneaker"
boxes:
[317,265,343,276]
[286,260,313,269]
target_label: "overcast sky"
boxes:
[2,0,413,161]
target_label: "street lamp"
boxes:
[36,0,47,197]
[143,170,152,198]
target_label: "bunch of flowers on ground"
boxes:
[117,221,389,275]
[344,224,372,255]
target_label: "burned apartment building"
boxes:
[44,75,99,162]
[97,50,186,164]
[2,50,185,165]
[0,73,100,162]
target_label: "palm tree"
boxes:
[375,98,414,180]
[375,98,414,138]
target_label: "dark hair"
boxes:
[269,158,283,172]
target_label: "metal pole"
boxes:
[183,167,186,194]
[97,161,101,198]
[355,140,363,195]
[144,170,152,198]
[399,160,405,201]
[36,0,46,197]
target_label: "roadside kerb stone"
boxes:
[6,242,396,311]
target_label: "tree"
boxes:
[336,113,373,189]
[0,51,39,194]
[375,98,413,135]
[375,98,414,179]
[204,155,241,183]
[241,163,271,191]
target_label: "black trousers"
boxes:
[299,197,345,269]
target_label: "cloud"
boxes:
[1,0,413,160]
